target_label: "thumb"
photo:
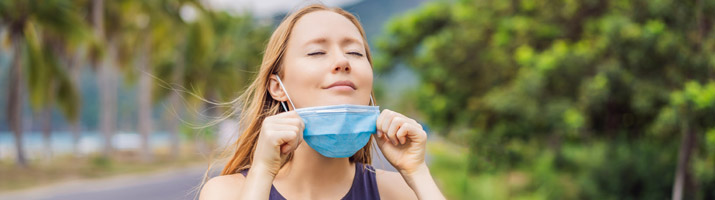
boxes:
[375,130,389,148]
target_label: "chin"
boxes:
[320,96,364,106]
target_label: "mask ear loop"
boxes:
[275,75,296,112]
[370,95,375,106]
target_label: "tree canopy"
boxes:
[377,0,715,198]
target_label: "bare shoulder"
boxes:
[199,174,245,200]
[375,169,418,200]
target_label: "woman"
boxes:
[199,4,445,200]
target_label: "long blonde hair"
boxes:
[217,4,375,176]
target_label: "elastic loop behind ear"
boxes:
[280,101,289,112]
[275,75,296,110]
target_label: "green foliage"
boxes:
[0,0,89,122]
[153,9,271,106]
[379,0,715,198]
[90,155,113,170]
[1,0,272,125]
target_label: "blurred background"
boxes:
[1,0,714,199]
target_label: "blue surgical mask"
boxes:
[275,75,379,158]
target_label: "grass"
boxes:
[427,138,471,199]
[427,138,561,200]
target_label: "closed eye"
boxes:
[308,52,325,56]
[348,52,364,57]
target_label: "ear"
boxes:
[268,74,288,102]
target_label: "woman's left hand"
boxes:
[375,109,427,175]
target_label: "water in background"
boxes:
[0,131,173,159]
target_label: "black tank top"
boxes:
[239,162,380,200]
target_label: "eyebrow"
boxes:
[303,37,363,47]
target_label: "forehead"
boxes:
[289,10,364,46]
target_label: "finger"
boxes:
[272,130,297,145]
[387,117,404,145]
[396,123,410,145]
[272,123,301,144]
[270,118,303,133]
[294,121,304,148]
[276,110,299,117]
[286,117,304,143]
[273,116,301,125]
[376,109,389,133]
[296,117,305,132]
[276,131,300,154]
[381,111,396,135]
[405,123,427,144]
[270,124,299,132]
[374,133,388,147]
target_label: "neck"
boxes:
[275,143,354,187]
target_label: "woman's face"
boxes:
[271,11,373,109]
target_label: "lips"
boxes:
[324,80,356,90]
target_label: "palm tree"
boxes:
[150,6,271,156]
[90,0,117,158]
[135,0,171,162]
[182,11,271,153]
[91,0,181,161]
[0,0,88,167]
[150,0,212,159]
[90,0,137,158]
[31,7,88,161]
[28,31,86,160]
[0,0,28,166]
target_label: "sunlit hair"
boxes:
[188,5,377,194]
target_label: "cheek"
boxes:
[289,59,323,82]
[353,61,373,87]
[281,60,323,103]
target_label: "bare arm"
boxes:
[237,165,276,199]
[199,175,244,200]
[400,163,445,200]
[376,109,446,200]
[198,166,276,200]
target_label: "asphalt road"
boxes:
[0,147,422,200]
[0,164,210,200]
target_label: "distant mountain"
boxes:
[271,0,430,47]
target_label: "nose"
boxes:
[331,54,351,73]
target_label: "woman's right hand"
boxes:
[252,111,304,176]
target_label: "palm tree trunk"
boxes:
[672,119,695,200]
[196,93,217,155]
[41,77,57,161]
[41,102,53,161]
[92,0,104,38]
[167,51,185,160]
[71,121,81,157]
[7,33,28,168]
[167,92,181,159]
[69,49,83,158]
[138,35,154,162]
[99,39,118,158]
[92,0,116,158]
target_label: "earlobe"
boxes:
[268,75,287,101]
